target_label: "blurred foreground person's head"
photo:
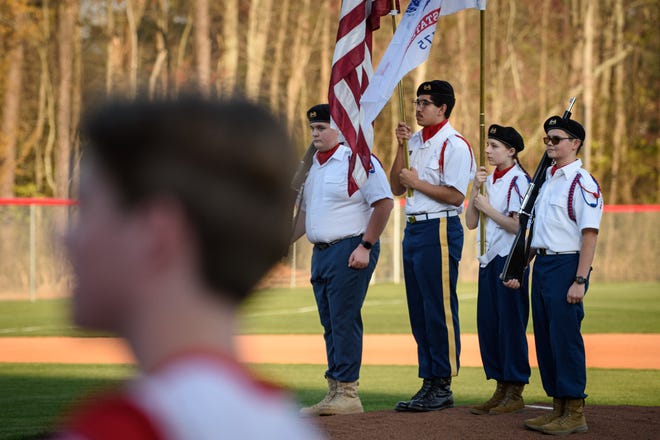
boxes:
[67,96,296,334]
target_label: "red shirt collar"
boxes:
[316,143,341,165]
[421,119,449,143]
[550,160,577,176]
[493,164,515,183]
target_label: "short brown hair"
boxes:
[81,96,296,302]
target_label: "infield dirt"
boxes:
[1,334,659,439]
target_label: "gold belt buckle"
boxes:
[408,216,416,223]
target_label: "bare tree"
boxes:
[54,0,77,198]
[126,0,147,98]
[269,0,291,109]
[194,0,211,96]
[582,0,595,169]
[217,0,239,96]
[0,14,25,197]
[149,0,170,98]
[608,0,626,203]
[245,0,274,100]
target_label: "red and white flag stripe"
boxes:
[329,0,393,196]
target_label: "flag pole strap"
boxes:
[390,1,413,198]
[479,8,486,255]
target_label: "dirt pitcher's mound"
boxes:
[315,405,660,439]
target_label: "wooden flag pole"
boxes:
[390,1,413,197]
[479,8,486,255]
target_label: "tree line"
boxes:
[0,0,657,203]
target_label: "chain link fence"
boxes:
[1,200,658,300]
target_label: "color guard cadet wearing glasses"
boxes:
[465,125,531,416]
[390,80,475,412]
[292,104,393,416]
[505,116,603,435]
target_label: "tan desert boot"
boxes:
[318,380,364,416]
[300,376,338,416]
[540,398,588,435]
[489,383,525,415]
[470,381,506,415]
[525,397,564,431]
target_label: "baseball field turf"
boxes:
[0,282,658,438]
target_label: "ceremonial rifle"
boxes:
[500,97,576,282]
[290,142,315,238]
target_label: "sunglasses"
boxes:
[412,99,434,108]
[543,136,575,145]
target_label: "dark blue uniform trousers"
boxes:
[477,255,531,383]
[402,216,462,379]
[311,236,380,383]
[532,254,588,399]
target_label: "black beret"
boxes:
[417,80,454,97]
[307,104,330,123]
[544,116,585,142]
[488,124,525,152]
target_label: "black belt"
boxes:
[314,236,358,250]
[536,249,579,256]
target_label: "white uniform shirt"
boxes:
[303,144,393,244]
[59,353,324,440]
[477,164,530,266]
[405,121,476,215]
[531,159,604,252]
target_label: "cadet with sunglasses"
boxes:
[390,80,476,412]
[505,116,603,436]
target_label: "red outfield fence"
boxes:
[1,199,658,299]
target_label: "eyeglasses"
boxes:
[543,136,574,145]
[412,99,434,108]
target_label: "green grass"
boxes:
[238,282,660,334]
[1,363,658,439]
[0,363,133,439]
[0,282,658,336]
[0,281,658,438]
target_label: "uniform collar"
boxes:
[416,120,452,149]
[421,119,450,143]
[315,143,345,165]
[551,158,582,180]
[492,164,515,183]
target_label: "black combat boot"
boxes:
[407,377,454,412]
[394,378,433,412]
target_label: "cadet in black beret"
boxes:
[390,79,476,413]
[416,80,456,117]
[466,123,531,416]
[488,124,525,152]
[294,105,394,416]
[544,116,586,150]
[307,104,331,124]
[507,114,603,435]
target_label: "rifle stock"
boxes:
[500,152,551,281]
[500,98,576,282]
[291,142,316,192]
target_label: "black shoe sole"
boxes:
[394,401,412,412]
[406,403,455,412]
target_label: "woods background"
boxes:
[0,0,657,203]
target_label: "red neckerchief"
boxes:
[492,164,514,183]
[316,143,340,165]
[551,160,576,176]
[421,119,449,143]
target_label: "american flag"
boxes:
[329,0,396,196]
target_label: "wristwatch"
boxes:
[574,276,587,285]
[360,239,373,250]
